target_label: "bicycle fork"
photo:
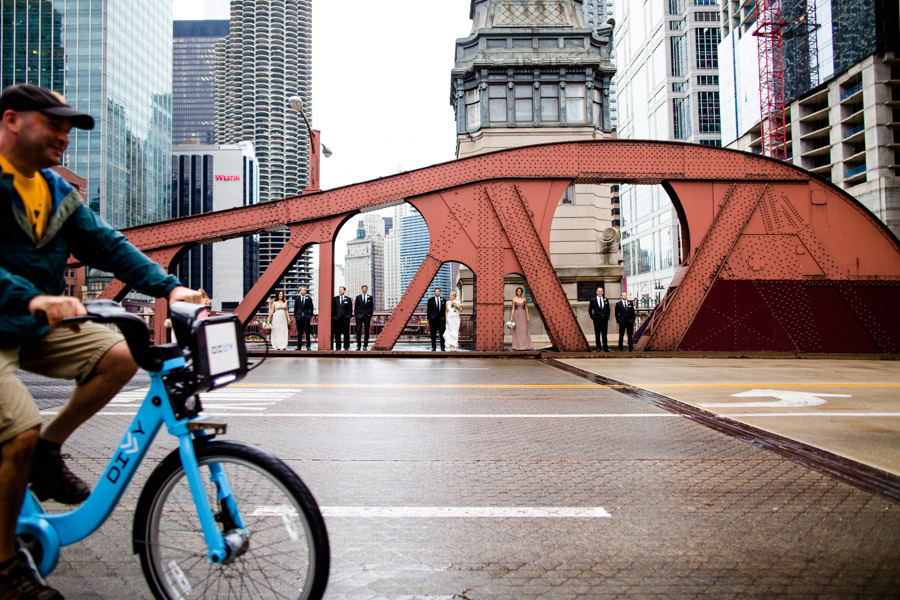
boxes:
[173,425,249,565]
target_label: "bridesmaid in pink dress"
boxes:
[510,287,533,350]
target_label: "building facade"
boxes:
[173,20,229,145]
[1,0,173,229]
[344,218,385,310]
[719,0,900,237]
[172,142,260,312]
[450,0,623,343]
[613,0,724,307]
[214,0,314,294]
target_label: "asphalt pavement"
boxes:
[20,356,900,599]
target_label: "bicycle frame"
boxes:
[17,354,243,577]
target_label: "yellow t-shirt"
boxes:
[0,154,52,242]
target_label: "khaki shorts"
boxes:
[0,322,124,444]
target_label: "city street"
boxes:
[24,357,900,599]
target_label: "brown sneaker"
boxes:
[0,551,64,600]
[28,451,90,505]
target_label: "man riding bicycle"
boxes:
[0,84,201,599]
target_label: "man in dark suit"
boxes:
[426,287,446,351]
[355,285,374,350]
[331,286,352,350]
[615,292,636,352]
[588,286,611,352]
[293,285,314,350]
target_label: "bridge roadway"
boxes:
[24,355,900,599]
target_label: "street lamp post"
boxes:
[288,95,331,194]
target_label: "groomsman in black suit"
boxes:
[331,286,352,350]
[615,292,636,352]
[293,285,314,350]
[426,287,446,351]
[355,285,374,350]
[588,286,611,352]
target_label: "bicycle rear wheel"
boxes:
[133,441,329,600]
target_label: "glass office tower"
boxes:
[173,20,229,145]
[1,1,172,229]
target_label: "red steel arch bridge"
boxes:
[89,140,900,353]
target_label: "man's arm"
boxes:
[64,204,181,299]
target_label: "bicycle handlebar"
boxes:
[37,300,182,372]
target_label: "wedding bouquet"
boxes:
[261,321,272,331]
[452,303,462,313]
[163,318,173,329]
[504,320,516,329]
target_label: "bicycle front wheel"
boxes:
[134,441,329,600]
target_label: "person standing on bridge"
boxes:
[354,285,374,350]
[293,285,313,350]
[0,83,201,599]
[332,286,352,350]
[510,287,533,351]
[267,290,290,350]
[588,286,611,352]
[616,292,636,352]
[426,287,446,351]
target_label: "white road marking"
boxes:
[251,506,611,519]
[106,387,297,412]
[702,389,852,408]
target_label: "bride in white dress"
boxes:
[268,290,290,350]
[443,291,462,351]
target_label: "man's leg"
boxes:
[0,429,62,600]
[30,340,136,505]
[601,322,609,352]
[0,428,38,563]
[618,325,624,351]
[439,322,446,351]
[343,319,351,350]
[362,319,370,349]
[626,324,634,351]
[593,320,602,351]
[356,320,362,350]
[39,341,135,444]
[429,321,437,350]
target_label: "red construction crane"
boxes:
[755,1,820,161]
[755,0,788,160]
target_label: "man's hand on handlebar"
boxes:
[28,295,87,331]
[168,286,203,304]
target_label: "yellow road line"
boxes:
[232,382,900,389]
[233,383,602,388]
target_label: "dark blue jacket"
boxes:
[1,166,180,346]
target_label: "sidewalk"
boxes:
[552,357,900,491]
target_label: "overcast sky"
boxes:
[173,0,474,271]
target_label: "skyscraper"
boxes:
[1,1,173,229]
[173,20,230,145]
[345,218,385,310]
[399,212,453,308]
[719,0,899,237]
[214,0,314,294]
[614,0,724,306]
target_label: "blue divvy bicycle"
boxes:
[18,300,330,599]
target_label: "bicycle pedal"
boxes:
[186,420,228,436]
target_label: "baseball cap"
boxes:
[0,83,94,130]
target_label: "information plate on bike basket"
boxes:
[193,316,248,391]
